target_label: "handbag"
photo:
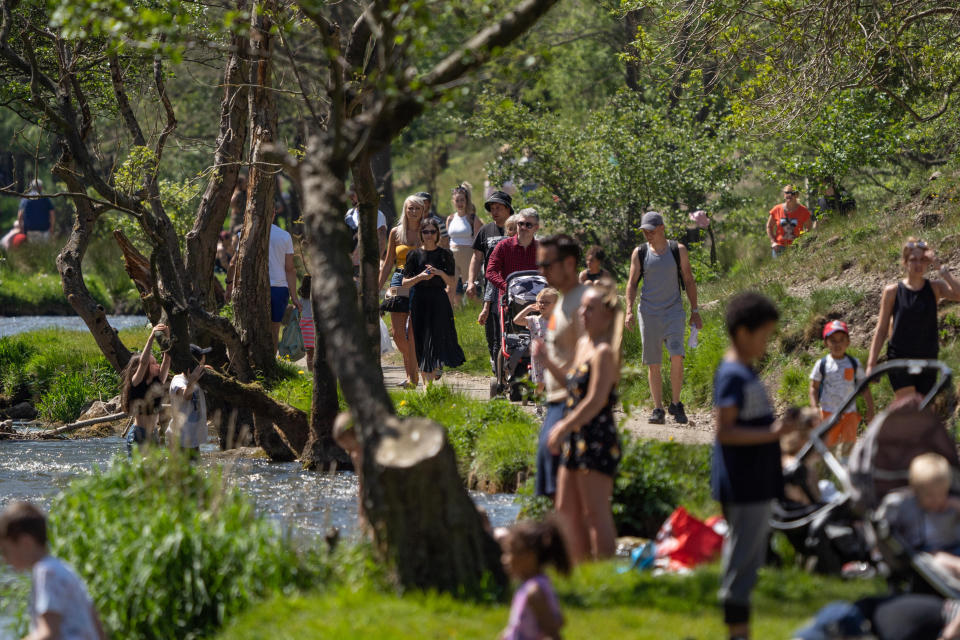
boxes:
[279,309,306,361]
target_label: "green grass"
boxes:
[452,298,494,375]
[217,561,884,640]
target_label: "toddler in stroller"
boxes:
[513,287,559,397]
[491,270,548,401]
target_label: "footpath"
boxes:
[378,362,713,445]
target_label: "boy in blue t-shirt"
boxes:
[713,292,803,640]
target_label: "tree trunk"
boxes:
[365,417,506,594]
[371,145,396,225]
[233,0,280,375]
[53,162,132,372]
[351,153,383,368]
[300,297,344,470]
[184,10,250,310]
[300,136,507,596]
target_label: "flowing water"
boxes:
[0,437,520,637]
[0,315,149,337]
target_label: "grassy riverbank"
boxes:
[218,561,884,640]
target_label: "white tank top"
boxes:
[447,213,474,247]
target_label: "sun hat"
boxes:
[484,190,514,213]
[640,211,664,230]
[822,320,849,340]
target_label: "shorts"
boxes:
[451,245,473,293]
[821,411,861,447]
[535,402,565,497]
[887,367,937,396]
[638,305,685,365]
[126,425,147,456]
[270,286,289,322]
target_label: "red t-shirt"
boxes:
[769,204,811,246]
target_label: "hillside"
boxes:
[661,166,960,418]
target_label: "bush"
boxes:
[36,365,119,422]
[48,452,325,640]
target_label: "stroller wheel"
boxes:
[489,379,501,399]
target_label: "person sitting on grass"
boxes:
[809,320,875,457]
[121,323,172,454]
[500,518,569,640]
[514,287,559,397]
[0,501,107,640]
[713,292,802,640]
[878,453,960,579]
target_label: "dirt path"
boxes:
[379,359,713,445]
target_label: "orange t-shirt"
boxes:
[769,204,811,246]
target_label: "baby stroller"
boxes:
[770,359,953,579]
[845,360,960,597]
[491,270,547,401]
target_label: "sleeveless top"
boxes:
[127,371,164,416]
[447,213,474,247]
[395,243,413,270]
[889,280,939,358]
[584,271,603,282]
[501,575,562,640]
[639,243,682,312]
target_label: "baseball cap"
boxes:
[822,320,849,340]
[640,211,664,230]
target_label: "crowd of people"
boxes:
[8,175,960,640]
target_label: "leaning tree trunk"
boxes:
[54,162,132,371]
[300,136,507,595]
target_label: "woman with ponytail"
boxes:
[538,277,623,563]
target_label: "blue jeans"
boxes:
[535,402,566,497]
[126,425,147,456]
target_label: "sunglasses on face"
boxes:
[783,191,797,196]
[518,221,537,229]
[421,229,438,235]
[906,240,928,249]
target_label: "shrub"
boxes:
[36,365,119,423]
[48,452,325,640]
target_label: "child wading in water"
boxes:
[809,320,875,457]
[0,501,107,640]
[514,287,560,397]
[500,519,569,640]
[713,292,802,640]
[121,323,172,454]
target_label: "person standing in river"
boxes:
[120,323,172,454]
[625,211,702,426]
[867,238,960,398]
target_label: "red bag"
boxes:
[655,506,724,569]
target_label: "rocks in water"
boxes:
[1,419,14,434]
[77,398,122,422]
[5,402,37,420]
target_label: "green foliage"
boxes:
[471,89,743,262]
[37,365,119,422]
[394,384,537,490]
[49,452,325,640]
[611,438,712,537]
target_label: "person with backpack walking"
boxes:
[625,211,702,425]
[809,320,875,454]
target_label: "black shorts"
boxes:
[887,367,937,395]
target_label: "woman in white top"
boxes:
[445,183,483,306]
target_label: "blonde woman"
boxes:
[446,183,482,305]
[534,277,623,564]
[379,195,427,388]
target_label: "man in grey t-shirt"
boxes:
[625,211,702,425]
[531,234,586,499]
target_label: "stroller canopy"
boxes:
[506,271,547,305]
[848,406,960,512]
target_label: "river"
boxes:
[0,437,520,637]
[0,315,149,337]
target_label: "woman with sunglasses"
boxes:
[867,237,960,398]
[766,184,812,258]
[379,195,427,388]
[402,218,465,384]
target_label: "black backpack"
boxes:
[816,355,858,402]
[632,240,685,291]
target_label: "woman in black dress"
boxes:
[868,237,960,398]
[402,218,465,384]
